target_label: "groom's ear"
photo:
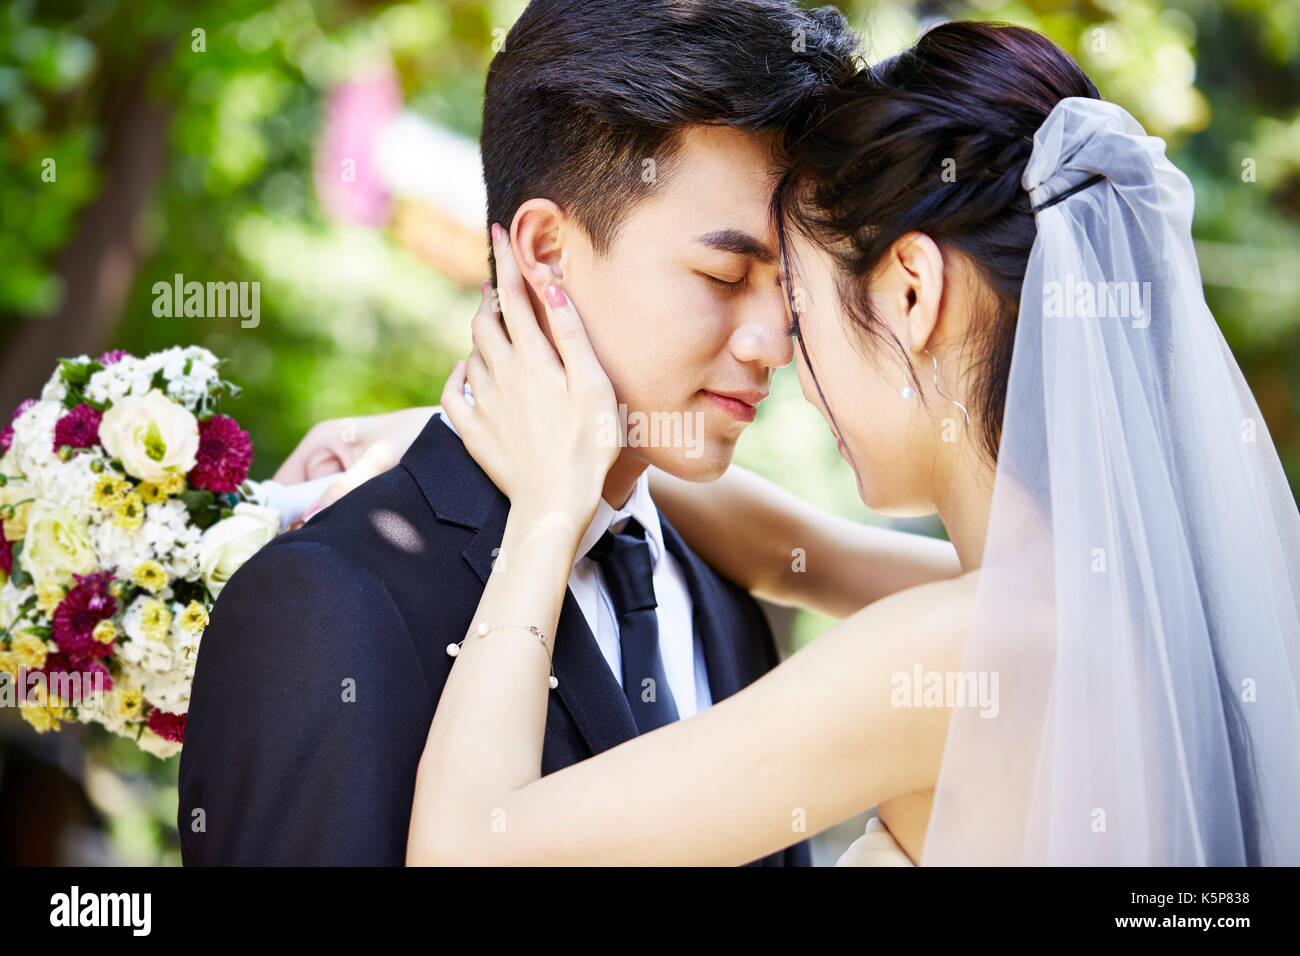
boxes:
[509,199,567,299]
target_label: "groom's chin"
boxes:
[640,440,735,483]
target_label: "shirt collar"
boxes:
[438,409,663,570]
[575,469,664,570]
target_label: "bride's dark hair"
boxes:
[775,21,1098,466]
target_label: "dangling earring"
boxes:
[900,331,917,401]
[924,348,971,426]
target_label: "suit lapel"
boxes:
[548,589,641,754]
[402,415,639,756]
[657,510,744,705]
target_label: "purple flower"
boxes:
[52,572,118,665]
[52,403,104,453]
[188,414,253,493]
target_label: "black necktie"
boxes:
[586,517,680,732]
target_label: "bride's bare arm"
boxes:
[648,464,961,619]
[408,545,975,866]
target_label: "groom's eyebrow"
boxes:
[695,229,776,264]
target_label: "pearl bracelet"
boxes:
[446,622,559,689]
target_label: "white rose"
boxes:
[21,499,97,590]
[98,388,200,483]
[197,502,280,598]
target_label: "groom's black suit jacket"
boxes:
[179,415,810,866]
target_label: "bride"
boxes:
[375,22,1300,865]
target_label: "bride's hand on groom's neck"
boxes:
[442,222,618,533]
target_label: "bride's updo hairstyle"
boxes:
[775,21,1099,465]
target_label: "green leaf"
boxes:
[179,487,221,529]
[58,357,92,385]
[170,577,209,607]
[9,540,28,589]
[179,488,216,511]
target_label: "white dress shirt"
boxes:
[437,410,712,717]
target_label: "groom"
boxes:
[179,0,857,865]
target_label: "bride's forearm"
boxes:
[646,465,775,594]
[649,464,961,619]
[406,507,583,865]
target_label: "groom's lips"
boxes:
[702,388,766,423]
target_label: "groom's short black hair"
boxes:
[481,0,859,279]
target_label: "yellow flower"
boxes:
[92,619,118,645]
[139,598,172,641]
[19,682,64,733]
[137,481,169,504]
[0,651,16,677]
[89,473,130,509]
[132,560,168,593]
[115,686,144,721]
[112,492,146,531]
[19,702,60,733]
[10,631,48,669]
[160,473,187,496]
[179,600,209,635]
[36,582,65,615]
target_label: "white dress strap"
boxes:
[835,816,917,867]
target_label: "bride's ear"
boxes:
[509,199,567,298]
[889,232,945,356]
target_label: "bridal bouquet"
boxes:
[0,346,280,757]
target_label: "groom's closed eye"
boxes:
[694,228,778,295]
[702,273,748,295]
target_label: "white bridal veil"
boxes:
[922,97,1300,865]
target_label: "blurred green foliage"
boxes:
[2,0,1299,862]
[2,0,519,475]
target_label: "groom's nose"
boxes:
[729,288,795,370]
